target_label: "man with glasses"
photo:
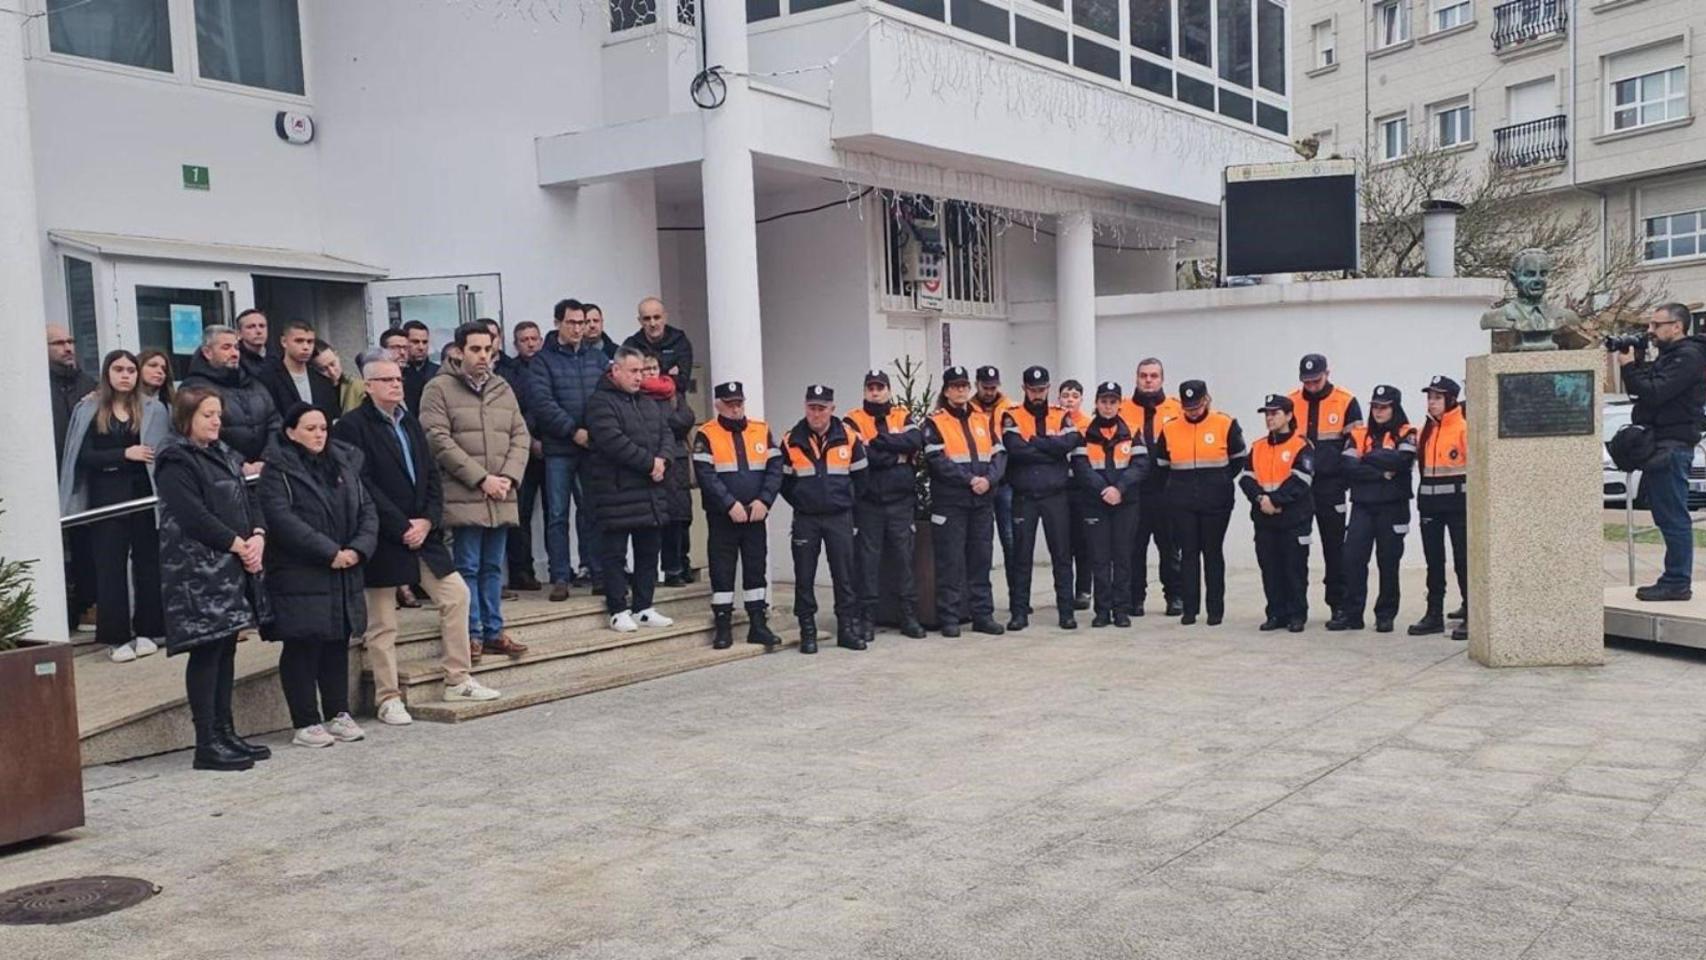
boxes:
[47,324,98,632]
[1618,303,1706,602]
[529,299,609,600]
[623,297,694,394]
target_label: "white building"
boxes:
[4,0,1294,638]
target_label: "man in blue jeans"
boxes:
[528,298,610,601]
[1619,302,1706,601]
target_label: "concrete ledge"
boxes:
[1097,277,1507,316]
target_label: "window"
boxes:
[1434,100,1472,147]
[195,0,304,95]
[1312,20,1336,68]
[137,286,225,379]
[880,193,1002,316]
[1612,66,1688,131]
[746,0,782,21]
[1131,55,1173,95]
[1379,113,1409,160]
[1177,73,1216,111]
[951,0,1010,43]
[1016,16,1070,63]
[1644,210,1705,263]
[62,258,100,378]
[1375,0,1410,48]
[1432,0,1471,32]
[1130,0,1172,56]
[881,0,946,18]
[1217,0,1252,88]
[1219,87,1254,122]
[1072,0,1119,39]
[1257,102,1289,135]
[1074,36,1121,80]
[1256,0,1284,94]
[47,0,172,73]
[1180,0,1212,67]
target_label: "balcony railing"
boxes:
[1491,0,1566,51]
[1492,114,1567,168]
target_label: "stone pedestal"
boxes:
[1466,351,1605,666]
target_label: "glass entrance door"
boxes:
[111,262,256,379]
[364,274,504,361]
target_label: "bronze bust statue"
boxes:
[1480,248,1578,352]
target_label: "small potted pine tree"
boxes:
[0,505,85,846]
[884,356,940,628]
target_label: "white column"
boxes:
[0,11,69,641]
[1055,210,1097,387]
[699,5,766,417]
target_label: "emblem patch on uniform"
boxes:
[1204,433,1216,444]
[1448,449,1459,460]
[1281,450,1293,463]
[753,441,765,455]
[1329,413,1340,425]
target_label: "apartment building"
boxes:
[1291,0,1706,312]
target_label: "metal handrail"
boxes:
[1620,466,1706,586]
[1491,0,1566,50]
[1492,115,1567,169]
[60,474,258,529]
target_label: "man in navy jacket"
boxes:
[528,298,611,599]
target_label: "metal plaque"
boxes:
[1496,370,1595,438]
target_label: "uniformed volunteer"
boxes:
[1289,354,1364,623]
[1070,382,1148,627]
[1333,385,1418,633]
[1057,379,1094,611]
[1410,375,1468,642]
[1001,365,1083,631]
[692,381,784,652]
[1237,394,1314,633]
[923,366,1007,637]
[1152,380,1246,626]
[780,385,869,653]
[1119,358,1185,616]
[971,366,1019,568]
[844,369,927,639]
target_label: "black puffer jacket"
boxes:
[179,352,281,461]
[582,375,672,532]
[257,437,378,643]
[1626,334,1706,446]
[622,325,694,392]
[153,435,272,654]
[660,388,696,523]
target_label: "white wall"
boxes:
[1097,277,1505,568]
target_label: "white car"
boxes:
[1602,394,1706,508]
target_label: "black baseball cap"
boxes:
[1370,384,1401,406]
[805,384,834,404]
[975,365,1000,384]
[713,381,744,401]
[1022,365,1050,388]
[1257,394,1293,413]
[1422,375,1461,399]
[1095,381,1122,400]
[943,365,971,386]
[1299,354,1328,378]
[1179,380,1208,405]
[864,369,890,387]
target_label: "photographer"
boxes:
[1619,303,1706,602]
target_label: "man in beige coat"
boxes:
[419,322,533,657]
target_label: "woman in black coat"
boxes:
[258,404,378,749]
[582,352,673,626]
[154,385,274,772]
[640,351,697,586]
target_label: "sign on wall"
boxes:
[169,304,204,354]
[181,165,210,191]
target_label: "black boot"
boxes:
[1006,612,1029,632]
[712,610,734,650]
[193,722,254,772]
[747,609,780,650]
[837,620,867,651]
[798,619,818,654]
[1325,615,1364,631]
[1073,592,1091,611]
[1206,610,1224,626]
[1448,603,1466,621]
[1059,611,1078,630]
[217,718,271,761]
[939,620,961,638]
[1259,617,1285,631]
[1375,619,1394,634]
[971,617,1005,636]
[1165,599,1184,617]
[1112,611,1131,628]
[1091,610,1111,628]
[1407,610,1445,636]
[860,616,877,646]
[899,603,926,639]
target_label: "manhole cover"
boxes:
[0,876,159,925]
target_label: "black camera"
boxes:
[1605,333,1650,353]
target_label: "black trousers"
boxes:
[507,454,545,581]
[1254,522,1311,624]
[1420,511,1468,612]
[1173,509,1232,618]
[64,526,96,626]
[855,499,916,617]
[1082,501,1138,616]
[278,637,350,729]
[91,510,164,646]
[1007,490,1075,616]
[1343,501,1410,622]
[792,510,857,623]
[185,636,237,739]
[661,517,693,575]
[602,526,661,615]
[933,498,996,622]
[707,513,768,613]
[1309,479,1350,612]
[1133,490,1180,610]
[1067,498,1093,597]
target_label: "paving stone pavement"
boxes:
[6,567,1706,959]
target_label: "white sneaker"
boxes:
[610,610,639,633]
[376,698,414,725]
[444,678,501,702]
[325,712,365,742]
[293,724,335,748]
[133,637,159,657]
[634,608,674,628]
[109,641,137,663]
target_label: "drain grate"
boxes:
[0,876,159,925]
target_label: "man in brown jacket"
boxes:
[419,322,533,658]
